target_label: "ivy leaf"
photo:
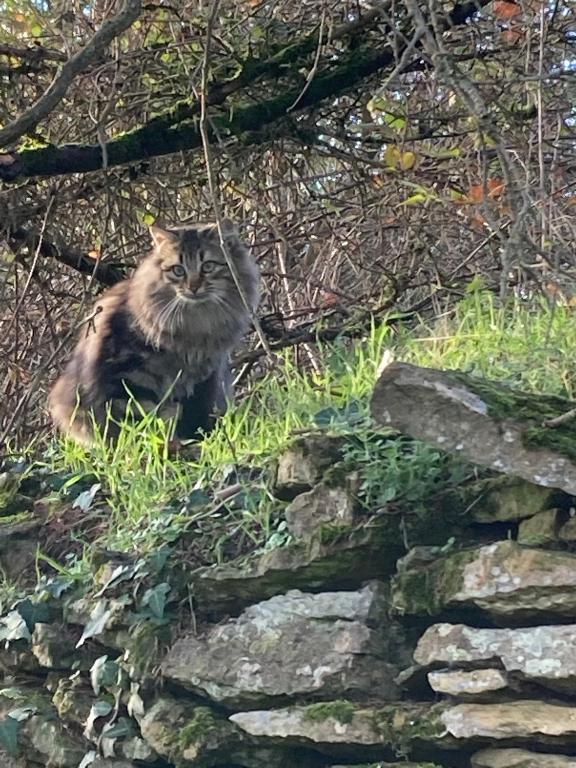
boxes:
[16,598,53,631]
[141,583,170,619]
[76,602,112,648]
[102,717,134,739]
[94,564,135,598]
[127,683,145,719]
[83,700,113,741]
[0,716,21,756]
[78,752,97,768]
[0,611,30,643]
[8,706,36,722]
[147,546,170,574]
[90,656,121,695]
[72,483,101,512]
[38,575,74,599]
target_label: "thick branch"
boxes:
[0,43,67,63]
[0,0,488,181]
[9,228,125,286]
[0,0,142,149]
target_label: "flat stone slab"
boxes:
[416,623,576,694]
[371,362,576,494]
[163,583,399,707]
[189,522,405,614]
[472,748,576,767]
[231,701,576,755]
[427,669,509,698]
[392,540,576,620]
[467,475,560,523]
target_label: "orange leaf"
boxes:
[501,27,525,44]
[467,184,485,203]
[487,178,505,198]
[320,290,339,308]
[494,1,522,19]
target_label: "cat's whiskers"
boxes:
[144,295,180,348]
[156,295,186,346]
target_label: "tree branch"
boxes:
[0,43,67,63]
[0,0,142,149]
[0,0,488,181]
[8,228,126,286]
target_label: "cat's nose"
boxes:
[187,274,202,293]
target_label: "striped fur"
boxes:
[49,220,260,444]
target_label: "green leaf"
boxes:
[0,611,30,643]
[72,483,101,512]
[101,717,134,739]
[0,716,20,757]
[90,656,121,694]
[141,583,170,619]
[84,700,113,741]
[30,22,42,37]
[383,112,406,130]
[76,602,112,648]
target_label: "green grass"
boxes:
[398,290,576,398]
[42,290,576,556]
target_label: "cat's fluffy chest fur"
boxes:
[49,220,259,444]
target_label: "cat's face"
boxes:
[149,221,242,303]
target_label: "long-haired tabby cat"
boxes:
[49,220,260,445]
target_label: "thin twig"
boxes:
[0,0,142,148]
[288,8,327,112]
[196,0,274,360]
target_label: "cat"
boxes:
[49,219,260,445]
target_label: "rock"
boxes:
[120,736,157,762]
[0,750,27,768]
[231,700,576,755]
[0,641,40,674]
[189,521,406,614]
[92,761,139,768]
[415,622,576,695]
[518,508,562,546]
[32,624,78,669]
[330,765,441,768]
[0,513,42,582]
[163,583,399,707]
[468,475,560,523]
[274,435,346,500]
[371,361,576,495]
[427,669,509,699]
[392,540,576,620]
[559,515,576,542]
[22,714,87,767]
[284,483,358,539]
[139,696,317,768]
[52,677,93,725]
[472,748,576,767]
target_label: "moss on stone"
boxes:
[454,372,576,463]
[303,700,356,725]
[371,703,444,758]
[179,707,218,749]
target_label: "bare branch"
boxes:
[0,0,142,149]
[8,228,125,286]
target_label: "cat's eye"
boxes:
[169,264,186,278]
[201,261,218,274]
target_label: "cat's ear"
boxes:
[149,225,178,249]
[220,218,239,237]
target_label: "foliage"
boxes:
[26,290,576,562]
[0,0,573,445]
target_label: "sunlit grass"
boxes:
[397,290,576,398]
[45,291,576,553]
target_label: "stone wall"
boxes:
[3,365,576,767]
